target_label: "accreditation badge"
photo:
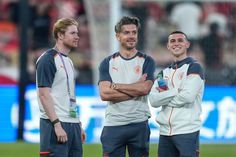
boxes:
[69,97,78,118]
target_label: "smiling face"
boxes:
[167,33,190,60]
[116,24,138,50]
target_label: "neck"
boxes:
[119,47,137,59]
[174,55,187,62]
[54,43,70,55]
[173,52,188,62]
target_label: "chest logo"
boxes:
[134,65,141,75]
[112,66,118,71]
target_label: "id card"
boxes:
[69,98,78,118]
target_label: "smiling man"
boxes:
[149,31,205,157]
[98,16,155,157]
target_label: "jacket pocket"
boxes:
[156,107,170,125]
[171,107,191,127]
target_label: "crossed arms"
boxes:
[99,74,153,103]
[149,74,204,108]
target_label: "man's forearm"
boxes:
[108,91,133,102]
[40,95,58,121]
[168,76,204,108]
[112,80,153,97]
[39,88,58,122]
[100,87,134,102]
[149,88,177,108]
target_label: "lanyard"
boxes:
[58,53,74,96]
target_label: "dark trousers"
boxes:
[158,131,200,157]
[40,118,83,157]
[101,120,150,157]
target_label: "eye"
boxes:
[71,32,78,36]
[123,31,129,35]
[170,39,175,43]
[132,31,137,35]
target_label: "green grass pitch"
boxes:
[0,142,235,157]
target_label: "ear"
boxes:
[166,43,170,50]
[58,32,64,40]
[116,33,120,41]
[186,41,190,49]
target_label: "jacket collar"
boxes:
[170,57,194,69]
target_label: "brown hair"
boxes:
[53,18,79,40]
[114,16,140,33]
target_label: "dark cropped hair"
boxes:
[115,16,140,33]
[169,31,189,41]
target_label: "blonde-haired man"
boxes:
[36,18,85,157]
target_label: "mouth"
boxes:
[127,41,136,44]
[173,46,181,50]
[127,39,135,42]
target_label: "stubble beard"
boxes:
[63,41,78,50]
[123,41,137,50]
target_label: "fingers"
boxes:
[81,130,86,143]
[156,87,165,92]
[57,134,68,143]
[143,73,147,78]
[138,73,147,82]
[141,73,147,80]
[54,126,68,143]
[55,124,86,144]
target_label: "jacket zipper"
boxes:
[168,64,178,135]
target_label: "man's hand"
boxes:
[156,87,166,92]
[137,73,147,83]
[81,127,86,143]
[54,122,68,143]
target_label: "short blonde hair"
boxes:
[53,18,79,40]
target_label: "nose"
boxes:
[172,41,179,46]
[75,34,80,40]
[130,33,136,38]
[128,34,136,40]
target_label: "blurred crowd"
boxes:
[123,1,236,85]
[0,0,92,85]
[0,0,236,85]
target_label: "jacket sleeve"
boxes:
[168,74,204,108]
[148,79,178,108]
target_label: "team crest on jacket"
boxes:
[112,66,118,72]
[134,65,141,74]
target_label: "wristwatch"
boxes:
[111,83,117,90]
